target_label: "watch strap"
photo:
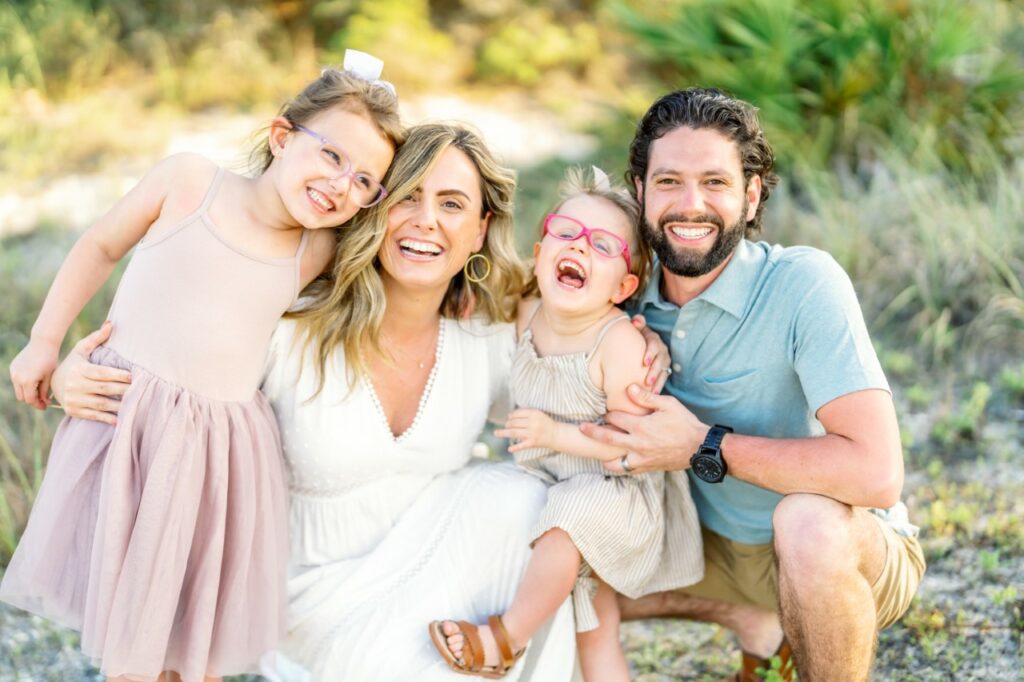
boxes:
[704,424,733,451]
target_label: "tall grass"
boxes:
[0,225,121,565]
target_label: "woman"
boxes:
[52,124,668,680]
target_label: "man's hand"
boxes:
[495,408,558,453]
[580,383,709,475]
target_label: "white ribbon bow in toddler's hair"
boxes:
[591,165,612,191]
[324,49,397,98]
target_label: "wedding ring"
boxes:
[620,452,634,474]
[664,367,672,375]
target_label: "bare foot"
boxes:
[439,620,501,667]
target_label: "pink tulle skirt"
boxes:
[0,346,288,681]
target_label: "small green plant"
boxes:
[755,652,795,681]
[881,350,916,380]
[905,384,933,411]
[902,601,947,638]
[931,382,992,446]
[979,549,1001,576]
[991,585,1019,607]
[999,364,1024,402]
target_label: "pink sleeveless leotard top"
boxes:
[105,168,309,401]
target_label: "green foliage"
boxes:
[612,0,1024,173]
[0,1,307,116]
[0,0,122,98]
[931,381,992,446]
[990,585,1018,606]
[477,8,600,86]
[330,0,467,90]
[905,384,933,411]
[999,363,1024,402]
[979,548,1001,575]
[755,651,795,681]
[880,349,916,381]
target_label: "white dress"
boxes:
[260,317,577,682]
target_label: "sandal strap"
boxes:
[488,614,517,671]
[457,620,485,672]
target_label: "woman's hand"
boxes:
[52,322,131,425]
[632,315,672,392]
[495,408,556,453]
[9,338,60,410]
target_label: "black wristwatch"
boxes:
[689,425,733,483]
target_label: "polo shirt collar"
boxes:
[639,239,765,319]
[698,239,764,319]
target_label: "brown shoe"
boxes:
[730,638,794,681]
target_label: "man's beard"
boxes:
[642,202,747,278]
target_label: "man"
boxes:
[581,88,925,681]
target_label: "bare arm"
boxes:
[581,386,904,509]
[9,155,192,408]
[497,319,651,461]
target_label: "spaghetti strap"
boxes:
[291,229,311,299]
[197,167,225,214]
[524,300,544,333]
[294,228,311,260]
[587,314,630,357]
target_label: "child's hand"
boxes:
[10,339,61,410]
[495,409,557,453]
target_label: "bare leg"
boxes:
[440,527,580,666]
[577,579,630,682]
[773,494,887,682]
[618,590,783,659]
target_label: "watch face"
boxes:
[692,454,725,483]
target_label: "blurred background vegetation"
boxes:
[1,0,1023,677]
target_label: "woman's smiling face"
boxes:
[378,146,490,293]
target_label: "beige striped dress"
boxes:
[511,306,704,632]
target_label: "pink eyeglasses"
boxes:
[543,214,633,271]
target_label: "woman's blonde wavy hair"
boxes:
[286,122,526,397]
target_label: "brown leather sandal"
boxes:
[730,638,794,681]
[428,615,525,679]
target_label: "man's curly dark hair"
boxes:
[626,87,780,236]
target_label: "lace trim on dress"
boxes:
[362,319,446,444]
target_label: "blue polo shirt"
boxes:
[633,239,889,544]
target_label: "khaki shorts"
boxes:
[682,514,926,630]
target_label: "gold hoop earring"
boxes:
[463,253,492,284]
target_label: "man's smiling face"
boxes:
[637,126,760,278]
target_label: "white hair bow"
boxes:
[591,165,612,191]
[322,49,397,98]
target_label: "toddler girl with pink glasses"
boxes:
[430,168,704,680]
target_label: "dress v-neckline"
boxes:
[362,319,447,443]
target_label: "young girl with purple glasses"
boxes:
[2,51,402,682]
[429,168,704,680]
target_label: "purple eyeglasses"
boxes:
[292,124,388,208]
